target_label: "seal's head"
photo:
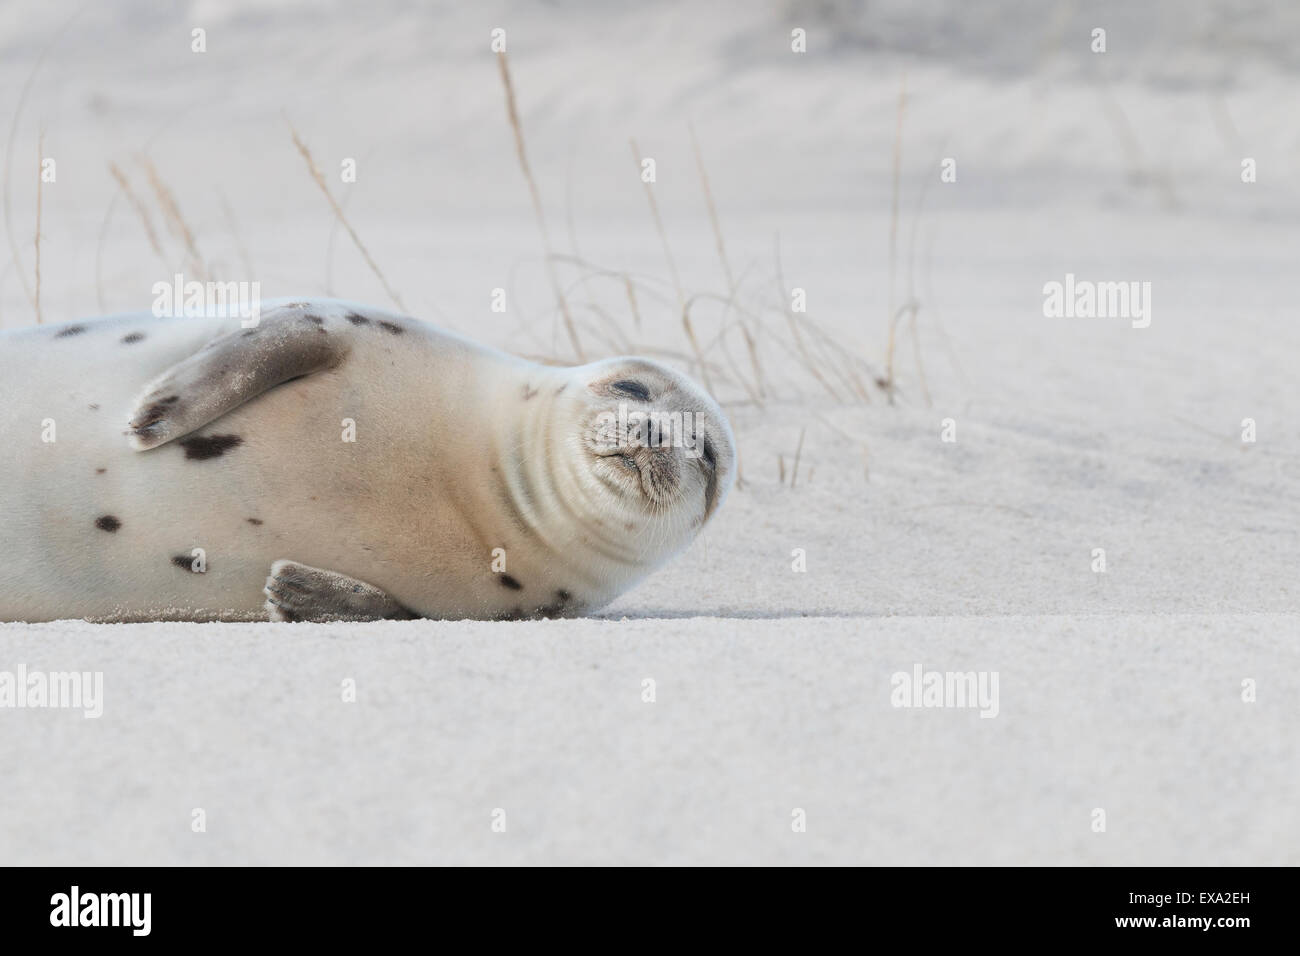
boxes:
[500,355,736,609]
[569,357,736,551]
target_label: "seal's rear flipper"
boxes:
[264,559,418,622]
[126,305,353,450]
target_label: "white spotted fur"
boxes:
[0,299,735,622]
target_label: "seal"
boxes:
[0,298,735,622]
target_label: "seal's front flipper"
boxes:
[263,560,418,623]
[127,305,352,450]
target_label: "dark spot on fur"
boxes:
[377,320,403,335]
[494,606,525,622]
[88,404,99,411]
[536,589,574,618]
[178,434,243,461]
[172,554,197,571]
[161,395,179,404]
[122,331,145,344]
[246,517,263,526]
[55,325,86,338]
[278,608,300,622]
[345,312,370,326]
[305,314,324,324]
[95,467,106,475]
[555,384,566,395]
[95,515,121,532]
[522,384,539,401]
[500,574,522,590]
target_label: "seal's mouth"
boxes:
[591,444,650,493]
[591,441,701,516]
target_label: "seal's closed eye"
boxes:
[609,380,651,402]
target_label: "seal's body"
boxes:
[0,299,734,622]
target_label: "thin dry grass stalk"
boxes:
[773,234,847,402]
[690,284,872,403]
[4,7,85,311]
[678,301,715,395]
[323,180,359,298]
[624,275,642,331]
[140,157,207,281]
[630,138,684,309]
[563,152,611,347]
[108,161,166,262]
[686,293,755,402]
[902,138,935,408]
[33,132,43,324]
[690,123,764,399]
[629,137,713,393]
[497,52,584,361]
[883,75,907,401]
[689,124,734,293]
[790,427,806,489]
[288,122,406,312]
